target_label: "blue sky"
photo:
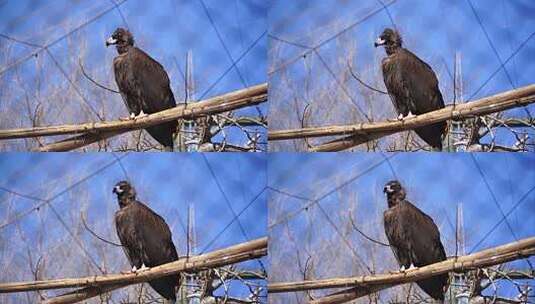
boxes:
[0,0,267,150]
[0,153,267,301]
[268,0,535,151]
[268,153,535,299]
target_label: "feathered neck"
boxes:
[385,44,401,56]
[386,191,405,208]
[116,44,133,55]
[117,193,135,208]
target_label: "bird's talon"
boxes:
[133,111,148,119]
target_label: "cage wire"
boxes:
[0,153,267,303]
[267,153,535,303]
[0,0,267,152]
[268,0,535,152]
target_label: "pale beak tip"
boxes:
[375,38,385,48]
[106,37,117,47]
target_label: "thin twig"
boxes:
[80,213,123,247]
[348,214,390,247]
[347,60,388,95]
[78,59,120,94]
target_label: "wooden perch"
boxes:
[44,284,128,304]
[35,115,267,152]
[0,83,267,141]
[267,84,535,152]
[310,285,392,304]
[0,237,267,304]
[36,131,121,152]
[46,269,267,304]
[268,236,535,304]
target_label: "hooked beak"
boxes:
[374,37,386,47]
[113,186,122,194]
[383,185,391,194]
[106,37,117,47]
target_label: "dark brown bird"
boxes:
[375,28,446,150]
[113,181,179,303]
[106,28,177,151]
[383,180,448,301]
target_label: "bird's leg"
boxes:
[397,112,415,121]
[136,263,150,273]
[125,264,150,275]
[399,265,406,272]
[407,263,417,271]
[118,113,135,121]
[405,111,415,119]
[386,113,404,122]
[119,265,137,275]
[134,110,148,119]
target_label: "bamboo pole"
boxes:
[267,84,535,151]
[36,131,121,152]
[45,269,268,304]
[268,237,535,298]
[310,285,392,304]
[36,116,268,152]
[0,83,267,140]
[310,132,391,153]
[0,237,266,296]
[44,284,128,304]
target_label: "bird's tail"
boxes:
[146,123,175,151]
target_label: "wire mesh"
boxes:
[0,153,267,303]
[268,152,535,303]
[268,0,535,152]
[0,0,267,151]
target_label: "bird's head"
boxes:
[374,28,402,55]
[383,180,405,207]
[113,180,136,206]
[106,28,134,54]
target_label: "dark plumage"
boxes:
[382,180,448,301]
[375,28,446,150]
[113,181,179,303]
[106,28,177,151]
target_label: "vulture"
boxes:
[375,28,446,150]
[106,28,177,151]
[113,181,179,303]
[382,180,448,301]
